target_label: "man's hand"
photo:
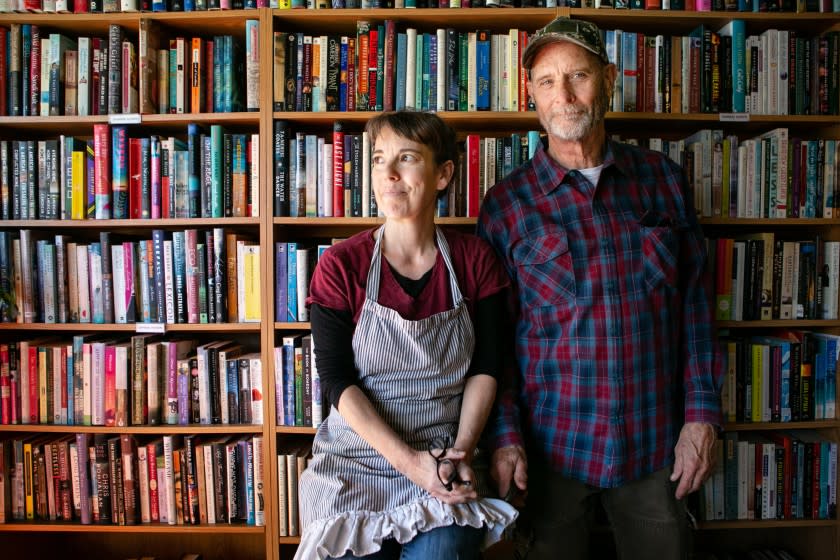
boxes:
[671,422,717,500]
[490,445,528,503]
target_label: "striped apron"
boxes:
[295,225,517,560]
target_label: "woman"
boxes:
[295,110,517,560]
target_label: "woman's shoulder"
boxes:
[320,229,376,263]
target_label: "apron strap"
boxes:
[365,225,465,307]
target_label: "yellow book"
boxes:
[23,441,34,520]
[70,149,86,220]
[242,244,261,323]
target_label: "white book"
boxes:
[39,37,51,116]
[162,435,178,524]
[111,245,126,323]
[195,342,215,425]
[276,454,288,536]
[120,0,137,9]
[322,143,333,218]
[436,28,446,112]
[176,37,186,114]
[822,241,840,320]
[203,442,216,524]
[137,445,151,523]
[115,343,129,427]
[163,239,175,323]
[252,436,264,526]
[157,465,169,524]
[249,355,263,426]
[77,37,91,116]
[777,29,789,116]
[296,247,310,322]
[318,35,328,112]
[405,28,417,109]
[55,0,69,10]
[780,241,796,320]
[467,32,477,112]
[52,347,63,423]
[76,245,91,323]
[250,133,259,217]
[489,34,499,112]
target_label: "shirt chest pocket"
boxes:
[513,233,576,308]
[642,226,679,290]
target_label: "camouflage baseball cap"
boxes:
[522,17,609,70]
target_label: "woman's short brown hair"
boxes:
[365,110,459,197]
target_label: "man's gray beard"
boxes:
[542,91,609,142]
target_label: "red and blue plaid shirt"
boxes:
[477,139,723,488]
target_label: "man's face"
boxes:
[526,41,616,142]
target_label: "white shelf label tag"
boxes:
[136,322,166,333]
[719,113,750,122]
[109,113,142,125]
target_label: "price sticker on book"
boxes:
[719,113,750,122]
[109,113,142,125]
[136,322,165,333]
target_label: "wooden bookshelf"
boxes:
[1,4,839,560]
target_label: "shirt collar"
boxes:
[532,137,632,196]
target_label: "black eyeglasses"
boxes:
[427,436,471,492]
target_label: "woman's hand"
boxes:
[403,447,478,505]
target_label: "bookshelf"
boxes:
[0,5,838,560]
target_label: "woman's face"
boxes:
[371,126,453,221]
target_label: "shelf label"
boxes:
[136,322,165,333]
[109,113,142,125]
[719,113,750,122]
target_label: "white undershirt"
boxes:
[576,164,604,187]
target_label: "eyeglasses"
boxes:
[427,435,471,492]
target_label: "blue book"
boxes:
[286,241,298,322]
[275,243,288,325]
[339,38,348,112]
[621,31,638,112]
[241,440,255,524]
[528,130,541,159]
[395,32,407,111]
[187,123,202,218]
[718,20,746,113]
[282,335,299,426]
[88,242,105,324]
[226,357,240,424]
[111,126,129,219]
[476,30,491,111]
[184,0,194,10]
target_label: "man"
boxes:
[476,17,723,560]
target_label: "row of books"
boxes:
[698,431,837,522]
[276,441,310,537]
[273,25,531,114]
[718,331,839,425]
[0,433,265,526]
[625,128,840,220]
[274,334,324,429]
[0,336,264,427]
[0,228,261,325]
[0,0,264,12]
[0,126,260,222]
[605,24,840,117]
[0,21,258,117]
[711,236,840,323]
[274,241,327,324]
[272,121,541,218]
[4,0,839,10]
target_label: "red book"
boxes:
[383,20,396,112]
[0,344,10,423]
[128,137,143,219]
[93,123,111,219]
[0,27,7,116]
[74,0,90,12]
[332,122,345,217]
[24,0,42,11]
[205,40,214,113]
[367,29,378,111]
[519,30,528,111]
[146,442,160,523]
[465,134,480,218]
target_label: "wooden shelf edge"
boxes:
[0,424,264,434]
[695,519,837,530]
[0,217,261,228]
[276,426,317,435]
[715,320,840,328]
[0,522,265,533]
[723,420,840,431]
[0,322,261,332]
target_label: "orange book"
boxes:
[190,37,204,113]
